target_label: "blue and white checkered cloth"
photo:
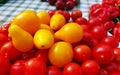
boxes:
[0,0,102,25]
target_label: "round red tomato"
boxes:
[0,33,8,48]
[71,9,82,21]
[90,25,107,42]
[75,17,87,25]
[101,36,119,48]
[102,62,120,75]
[10,60,25,75]
[63,62,83,75]
[63,11,70,22]
[25,58,46,75]
[0,55,11,75]
[46,66,62,75]
[73,44,92,63]
[0,41,21,61]
[48,10,56,17]
[93,44,114,64]
[20,49,36,60]
[0,23,10,35]
[99,68,109,75]
[82,60,100,75]
[35,49,49,64]
[113,48,120,63]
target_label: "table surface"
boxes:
[0,0,101,25]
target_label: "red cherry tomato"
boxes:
[113,48,120,63]
[20,49,36,60]
[25,58,46,75]
[90,26,107,42]
[99,68,109,75]
[0,41,21,61]
[87,18,102,29]
[48,10,56,17]
[82,60,100,75]
[0,33,9,48]
[103,62,120,75]
[46,66,62,75]
[10,60,25,75]
[0,55,11,75]
[63,11,70,22]
[73,44,92,63]
[35,50,49,64]
[80,25,90,32]
[63,62,83,75]
[93,44,114,64]
[101,36,119,48]
[0,23,10,35]
[71,9,82,21]
[75,17,87,25]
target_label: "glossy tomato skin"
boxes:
[101,36,119,48]
[71,9,82,21]
[25,58,46,75]
[63,11,70,22]
[82,60,100,75]
[0,55,11,75]
[63,62,83,75]
[90,26,107,42]
[93,44,114,64]
[113,48,120,63]
[0,33,9,48]
[99,68,109,75]
[20,49,36,60]
[73,44,92,63]
[102,62,120,75]
[48,10,56,17]
[0,41,22,61]
[35,50,49,64]
[46,66,62,75]
[75,17,87,25]
[10,60,25,75]
[0,23,10,35]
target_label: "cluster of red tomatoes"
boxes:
[0,0,120,75]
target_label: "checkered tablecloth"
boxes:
[0,0,101,25]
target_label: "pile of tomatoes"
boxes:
[0,0,120,75]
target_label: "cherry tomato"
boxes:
[10,60,25,75]
[93,44,114,64]
[63,11,70,22]
[0,33,9,48]
[48,10,56,17]
[101,36,119,48]
[80,25,90,32]
[73,44,92,63]
[20,49,36,60]
[0,55,11,75]
[75,17,87,25]
[82,60,100,75]
[63,62,83,75]
[55,10,64,15]
[113,48,120,63]
[0,23,10,35]
[0,41,21,61]
[102,62,120,75]
[25,58,46,75]
[35,49,49,64]
[71,9,82,21]
[46,66,62,75]
[79,32,99,49]
[90,25,107,42]
[99,68,109,75]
